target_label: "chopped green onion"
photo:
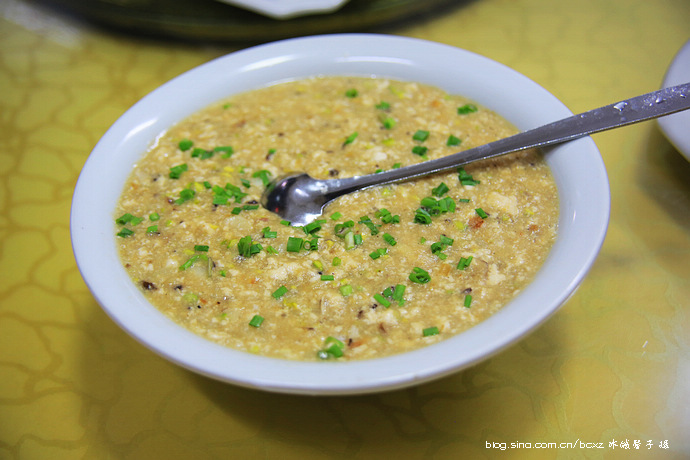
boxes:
[169,163,188,179]
[446,135,462,146]
[265,245,278,254]
[178,139,194,151]
[423,326,440,337]
[431,182,449,197]
[413,207,432,225]
[280,220,291,226]
[475,208,488,219]
[353,234,363,246]
[373,293,392,308]
[375,208,399,224]
[457,256,473,270]
[240,178,251,188]
[286,237,304,252]
[375,101,391,110]
[409,267,431,284]
[213,146,234,158]
[345,88,358,98]
[334,219,355,238]
[330,211,342,220]
[412,130,430,142]
[149,212,160,221]
[369,248,387,260]
[191,147,213,159]
[237,235,262,257]
[179,254,201,270]
[339,285,353,296]
[194,244,209,252]
[412,145,428,156]
[382,233,397,246]
[343,231,356,250]
[359,216,380,235]
[458,167,480,186]
[146,225,158,233]
[272,285,288,299]
[332,257,342,267]
[343,131,358,146]
[174,188,195,205]
[393,284,406,305]
[464,294,473,308]
[320,274,335,281]
[252,169,272,186]
[115,213,135,225]
[457,103,478,114]
[249,315,264,328]
[262,227,277,238]
[116,228,134,238]
[303,219,326,235]
[318,336,345,359]
[381,116,396,129]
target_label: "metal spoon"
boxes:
[262,82,690,225]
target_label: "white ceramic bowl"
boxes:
[71,34,609,395]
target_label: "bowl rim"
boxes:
[71,33,610,395]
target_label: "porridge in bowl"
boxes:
[114,76,558,361]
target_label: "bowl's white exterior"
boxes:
[71,34,609,395]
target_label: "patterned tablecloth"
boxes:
[1,0,689,458]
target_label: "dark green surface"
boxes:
[43,0,462,42]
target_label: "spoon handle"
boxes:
[326,82,690,197]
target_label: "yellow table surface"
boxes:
[1,0,689,458]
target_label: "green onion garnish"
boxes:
[249,315,264,328]
[464,295,473,308]
[475,208,488,219]
[174,188,195,205]
[458,167,480,186]
[412,130,430,142]
[272,286,288,299]
[339,285,353,296]
[149,212,160,221]
[320,274,335,281]
[369,248,387,260]
[178,139,194,151]
[457,256,473,270]
[423,326,440,337]
[412,146,428,156]
[252,169,272,186]
[373,293,391,308]
[381,116,396,130]
[168,163,188,179]
[146,225,158,233]
[237,235,262,257]
[345,88,358,98]
[116,228,134,238]
[213,146,234,158]
[343,131,358,146]
[191,147,213,159]
[317,336,346,360]
[332,257,342,267]
[286,237,304,252]
[382,233,397,246]
[457,103,478,114]
[359,216,380,235]
[194,244,209,252]
[409,267,431,284]
[262,227,277,238]
[330,211,342,220]
[446,135,462,146]
[375,101,390,110]
[431,182,449,197]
